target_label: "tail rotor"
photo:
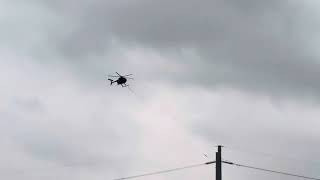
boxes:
[108,79,114,85]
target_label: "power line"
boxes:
[223,145,320,166]
[225,162,320,180]
[114,147,320,180]
[113,161,215,180]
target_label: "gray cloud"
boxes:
[0,57,143,179]
[26,0,320,101]
[2,0,320,180]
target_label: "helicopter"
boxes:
[107,72,133,87]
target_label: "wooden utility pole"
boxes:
[216,145,222,180]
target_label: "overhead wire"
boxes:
[222,145,320,166]
[225,161,320,180]
[113,161,215,180]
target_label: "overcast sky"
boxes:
[1,0,320,179]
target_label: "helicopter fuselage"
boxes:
[116,76,127,85]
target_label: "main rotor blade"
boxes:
[124,74,133,77]
[108,75,119,77]
[116,72,121,76]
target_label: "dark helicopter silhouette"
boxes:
[107,72,133,87]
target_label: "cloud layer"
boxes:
[1,0,320,179]
[29,0,320,100]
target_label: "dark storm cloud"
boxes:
[35,0,320,100]
[2,0,320,179]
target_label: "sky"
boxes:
[1,0,320,179]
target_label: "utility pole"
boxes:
[216,145,222,180]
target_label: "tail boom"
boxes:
[108,79,115,85]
